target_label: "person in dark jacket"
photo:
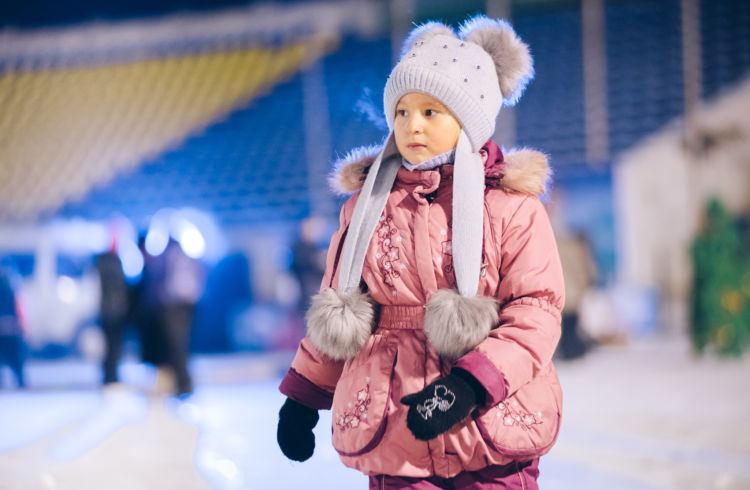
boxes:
[95,245,130,385]
[132,234,169,370]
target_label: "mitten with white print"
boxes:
[400,368,486,441]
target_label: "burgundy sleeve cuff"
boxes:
[279,368,334,410]
[453,350,507,407]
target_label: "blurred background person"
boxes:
[158,238,205,397]
[549,189,598,360]
[290,215,327,321]
[268,215,329,352]
[0,266,26,389]
[95,240,130,385]
[192,250,254,353]
[557,229,598,359]
[132,233,171,392]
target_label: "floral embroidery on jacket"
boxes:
[440,222,455,282]
[441,239,454,278]
[335,382,372,431]
[438,228,487,282]
[495,398,543,430]
[376,214,401,296]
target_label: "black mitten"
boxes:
[277,398,319,462]
[400,369,485,441]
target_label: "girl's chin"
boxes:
[402,151,431,164]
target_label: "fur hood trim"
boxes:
[306,287,375,360]
[501,148,551,196]
[329,145,550,196]
[328,144,381,196]
[424,289,499,359]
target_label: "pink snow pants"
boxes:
[368,459,539,489]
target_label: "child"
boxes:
[277,15,564,489]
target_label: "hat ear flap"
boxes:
[399,21,457,59]
[459,15,534,107]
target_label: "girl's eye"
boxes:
[396,109,406,117]
[425,109,434,116]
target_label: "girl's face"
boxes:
[394,92,461,164]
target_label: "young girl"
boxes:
[277,15,564,489]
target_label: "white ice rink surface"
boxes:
[1,337,749,490]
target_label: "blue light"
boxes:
[118,239,144,280]
[145,225,169,256]
[173,219,206,259]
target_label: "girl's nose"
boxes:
[407,114,423,133]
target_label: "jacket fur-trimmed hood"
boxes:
[329,140,550,197]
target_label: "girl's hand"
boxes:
[277,398,319,461]
[400,369,484,441]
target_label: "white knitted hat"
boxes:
[386,17,533,151]
[336,16,534,299]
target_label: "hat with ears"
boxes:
[384,17,533,153]
[306,16,534,361]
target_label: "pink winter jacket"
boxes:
[280,141,564,478]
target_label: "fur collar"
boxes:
[329,140,550,196]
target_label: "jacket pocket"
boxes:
[474,364,562,458]
[331,334,398,457]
